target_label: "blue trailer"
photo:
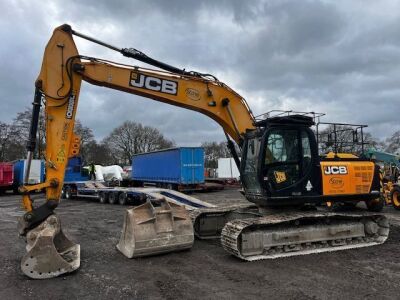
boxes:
[132,147,205,191]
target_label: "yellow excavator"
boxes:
[19,24,389,279]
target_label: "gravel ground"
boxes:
[1,188,400,299]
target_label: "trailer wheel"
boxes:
[109,192,118,204]
[99,192,108,204]
[366,196,385,212]
[118,192,128,205]
[65,186,73,200]
[390,186,400,210]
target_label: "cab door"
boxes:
[261,127,318,197]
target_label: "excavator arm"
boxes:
[21,24,255,226]
[19,24,257,278]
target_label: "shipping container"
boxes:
[132,147,204,190]
[13,159,45,187]
[0,162,14,193]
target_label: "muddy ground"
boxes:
[1,188,400,300]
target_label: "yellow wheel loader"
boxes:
[367,149,400,210]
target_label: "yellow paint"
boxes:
[21,26,82,206]
[320,161,374,195]
[21,24,256,211]
[324,152,359,159]
[22,195,33,212]
[80,63,255,143]
[392,190,400,207]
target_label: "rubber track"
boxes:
[221,211,389,261]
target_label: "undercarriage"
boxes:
[192,206,389,260]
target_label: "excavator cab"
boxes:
[241,115,322,207]
[240,113,383,210]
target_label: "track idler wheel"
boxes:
[20,215,80,279]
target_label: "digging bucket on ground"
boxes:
[117,198,194,258]
[21,215,80,279]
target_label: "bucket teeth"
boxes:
[20,215,80,279]
[117,198,194,258]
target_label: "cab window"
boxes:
[265,130,299,164]
[241,137,262,194]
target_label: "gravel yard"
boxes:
[1,188,400,299]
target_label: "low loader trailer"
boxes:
[61,180,215,209]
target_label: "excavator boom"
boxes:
[20,24,256,279]
[21,23,256,233]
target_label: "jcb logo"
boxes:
[130,72,178,95]
[324,166,348,175]
[274,171,287,183]
[65,93,75,119]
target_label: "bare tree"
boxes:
[12,107,46,158]
[201,141,231,168]
[0,122,13,161]
[385,131,400,154]
[364,132,385,151]
[74,119,95,163]
[84,141,114,165]
[103,121,175,165]
[0,122,27,161]
[10,109,96,162]
[317,125,379,155]
[0,108,103,164]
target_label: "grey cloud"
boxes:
[1,0,400,146]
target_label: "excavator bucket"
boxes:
[117,198,194,258]
[20,215,80,279]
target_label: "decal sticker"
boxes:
[65,93,76,119]
[324,166,348,175]
[56,144,66,163]
[329,177,344,189]
[130,71,178,95]
[183,163,202,167]
[274,171,287,183]
[306,180,313,191]
[185,88,201,101]
[61,122,70,141]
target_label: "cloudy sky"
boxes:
[1,0,400,145]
